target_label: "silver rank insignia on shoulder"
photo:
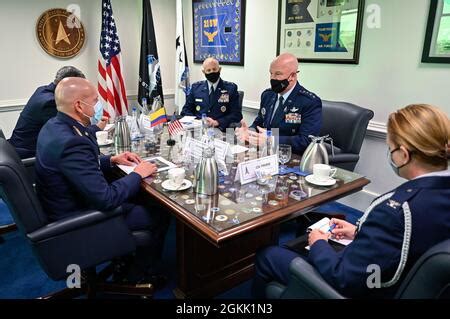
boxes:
[386,199,401,209]
[221,105,227,112]
[290,107,299,112]
[261,108,266,116]
[72,126,82,137]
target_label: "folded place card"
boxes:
[117,156,177,175]
[235,154,279,185]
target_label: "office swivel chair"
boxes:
[0,138,154,298]
[266,239,450,299]
[320,100,374,172]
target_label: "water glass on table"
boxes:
[278,144,292,173]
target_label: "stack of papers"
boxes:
[179,116,202,130]
[305,217,353,250]
[117,156,176,174]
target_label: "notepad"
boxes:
[117,156,176,175]
[305,217,353,250]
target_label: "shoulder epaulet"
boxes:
[385,187,420,211]
[191,81,204,87]
[298,88,319,100]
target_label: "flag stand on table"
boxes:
[167,112,185,146]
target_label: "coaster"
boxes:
[224,209,236,215]
[215,215,228,222]
[252,207,262,213]
[268,200,279,206]
[153,179,162,184]
[255,196,263,201]
[220,200,232,206]
[289,175,298,180]
[185,199,195,205]
[181,195,190,200]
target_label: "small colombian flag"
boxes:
[149,107,167,127]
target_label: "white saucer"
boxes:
[305,174,337,186]
[161,179,192,191]
[98,139,113,146]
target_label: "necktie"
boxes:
[266,96,284,129]
[209,86,215,106]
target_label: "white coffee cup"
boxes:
[312,164,336,182]
[95,131,108,144]
[168,167,185,187]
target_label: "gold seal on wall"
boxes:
[36,8,85,59]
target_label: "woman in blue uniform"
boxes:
[253,104,450,298]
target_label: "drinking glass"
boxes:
[278,144,292,173]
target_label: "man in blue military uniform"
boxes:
[236,53,322,154]
[252,104,450,298]
[35,77,170,284]
[9,66,108,159]
[180,57,242,131]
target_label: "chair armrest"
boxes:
[266,281,287,299]
[280,257,345,299]
[329,153,359,164]
[21,157,35,168]
[28,207,123,242]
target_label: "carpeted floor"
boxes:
[0,199,362,299]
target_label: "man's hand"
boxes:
[248,126,267,146]
[96,116,109,130]
[111,152,141,166]
[235,120,249,142]
[330,218,357,240]
[308,229,330,246]
[134,161,158,178]
[206,117,219,128]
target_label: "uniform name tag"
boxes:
[195,98,203,102]
[285,113,302,124]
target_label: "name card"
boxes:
[184,136,206,160]
[235,154,279,185]
[184,136,229,162]
[140,114,152,130]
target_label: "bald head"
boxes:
[202,57,221,73]
[269,53,299,94]
[55,77,98,124]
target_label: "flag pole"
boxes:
[166,111,176,146]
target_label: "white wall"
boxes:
[0,0,176,136]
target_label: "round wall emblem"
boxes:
[36,8,85,59]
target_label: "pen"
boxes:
[327,224,336,233]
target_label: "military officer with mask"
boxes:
[180,57,242,131]
[236,53,322,154]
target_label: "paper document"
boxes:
[117,156,177,175]
[179,116,202,129]
[230,144,248,154]
[305,217,353,250]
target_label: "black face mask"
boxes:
[270,78,289,93]
[205,71,220,83]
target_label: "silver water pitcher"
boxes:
[299,135,332,174]
[194,131,218,195]
[114,116,131,153]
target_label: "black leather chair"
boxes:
[320,100,374,171]
[266,239,450,299]
[0,138,154,298]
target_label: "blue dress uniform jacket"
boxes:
[9,83,58,159]
[9,83,100,159]
[35,112,142,221]
[254,173,450,299]
[308,174,450,298]
[250,83,322,154]
[180,79,242,130]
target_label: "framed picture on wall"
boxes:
[192,0,246,66]
[277,0,365,64]
[422,0,450,63]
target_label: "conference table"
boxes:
[101,129,370,298]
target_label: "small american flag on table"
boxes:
[168,113,185,137]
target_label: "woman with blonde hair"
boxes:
[253,104,450,298]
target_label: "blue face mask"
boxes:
[81,100,103,125]
[91,101,104,125]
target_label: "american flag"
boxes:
[168,113,185,137]
[98,0,128,120]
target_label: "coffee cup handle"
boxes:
[330,168,337,178]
